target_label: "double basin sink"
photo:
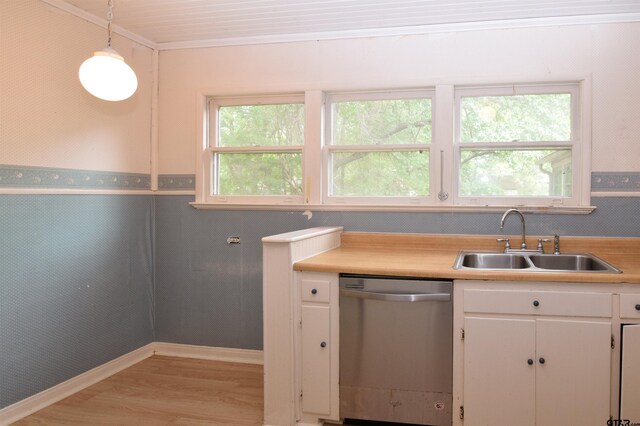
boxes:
[454,251,621,273]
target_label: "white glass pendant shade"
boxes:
[79,47,137,101]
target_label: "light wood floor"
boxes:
[14,356,264,425]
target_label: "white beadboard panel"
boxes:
[55,0,640,46]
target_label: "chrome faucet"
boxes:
[500,208,527,250]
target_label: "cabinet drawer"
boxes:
[301,279,331,303]
[620,294,640,319]
[464,289,612,318]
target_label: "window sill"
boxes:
[190,202,596,214]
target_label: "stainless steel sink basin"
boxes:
[458,253,530,270]
[454,251,621,273]
[528,254,620,272]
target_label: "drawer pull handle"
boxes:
[539,357,546,364]
[320,341,327,348]
[311,288,318,295]
[635,304,640,311]
[527,358,534,365]
[533,300,540,307]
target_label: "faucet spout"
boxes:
[500,208,527,250]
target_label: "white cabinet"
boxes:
[620,290,640,423]
[457,282,613,426]
[464,317,536,426]
[262,227,342,426]
[296,272,340,424]
[535,319,611,425]
[621,324,640,422]
[300,305,331,414]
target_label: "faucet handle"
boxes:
[553,234,561,255]
[537,238,552,253]
[497,238,511,252]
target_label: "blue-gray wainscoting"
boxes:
[3,194,640,410]
[0,195,155,409]
[153,195,640,351]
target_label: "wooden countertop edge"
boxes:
[293,232,640,284]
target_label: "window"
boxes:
[324,91,434,204]
[196,80,589,210]
[206,95,305,204]
[454,84,582,206]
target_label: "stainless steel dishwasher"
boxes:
[339,274,453,425]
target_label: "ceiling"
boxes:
[44,0,640,49]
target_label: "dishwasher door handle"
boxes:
[339,288,451,302]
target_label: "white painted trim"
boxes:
[157,13,640,51]
[262,226,344,243]
[0,343,155,426]
[155,190,196,196]
[591,192,640,197]
[39,0,157,49]
[304,91,325,205]
[150,49,159,191]
[152,342,263,365]
[191,202,596,214]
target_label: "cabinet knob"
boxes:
[539,357,546,364]
[320,341,327,348]
[527,358,534,365]
[311,288,318,295]
[533,300,540,307]
[635,304,640,311]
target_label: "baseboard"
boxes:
[0,343,155,426]
[152,342,264,365]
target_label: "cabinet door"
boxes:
[535,319,611,426]
[621,324,640,422]
[301,304,331,415]
[464,317,536,426]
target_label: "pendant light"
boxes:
[78,0,137,101]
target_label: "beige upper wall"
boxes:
[157,22,640,175]
[1,0,153,174]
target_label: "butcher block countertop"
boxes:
[293,232,640,283]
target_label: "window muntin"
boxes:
[208,96,304,202]
[454,84,580,205]
[325,91,434,203]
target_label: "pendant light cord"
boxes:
[107,0,114,48]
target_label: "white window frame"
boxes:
[323,89,436,206]
[203,94,306,205]
[452,82,586,208]
[193,79,591,212]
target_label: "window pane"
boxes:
[459,149,572,197]
[333,98,432,146]
[217,152,302,195]
[460,94,571,142]
[219,104,304,147]
[331,150,429,196]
